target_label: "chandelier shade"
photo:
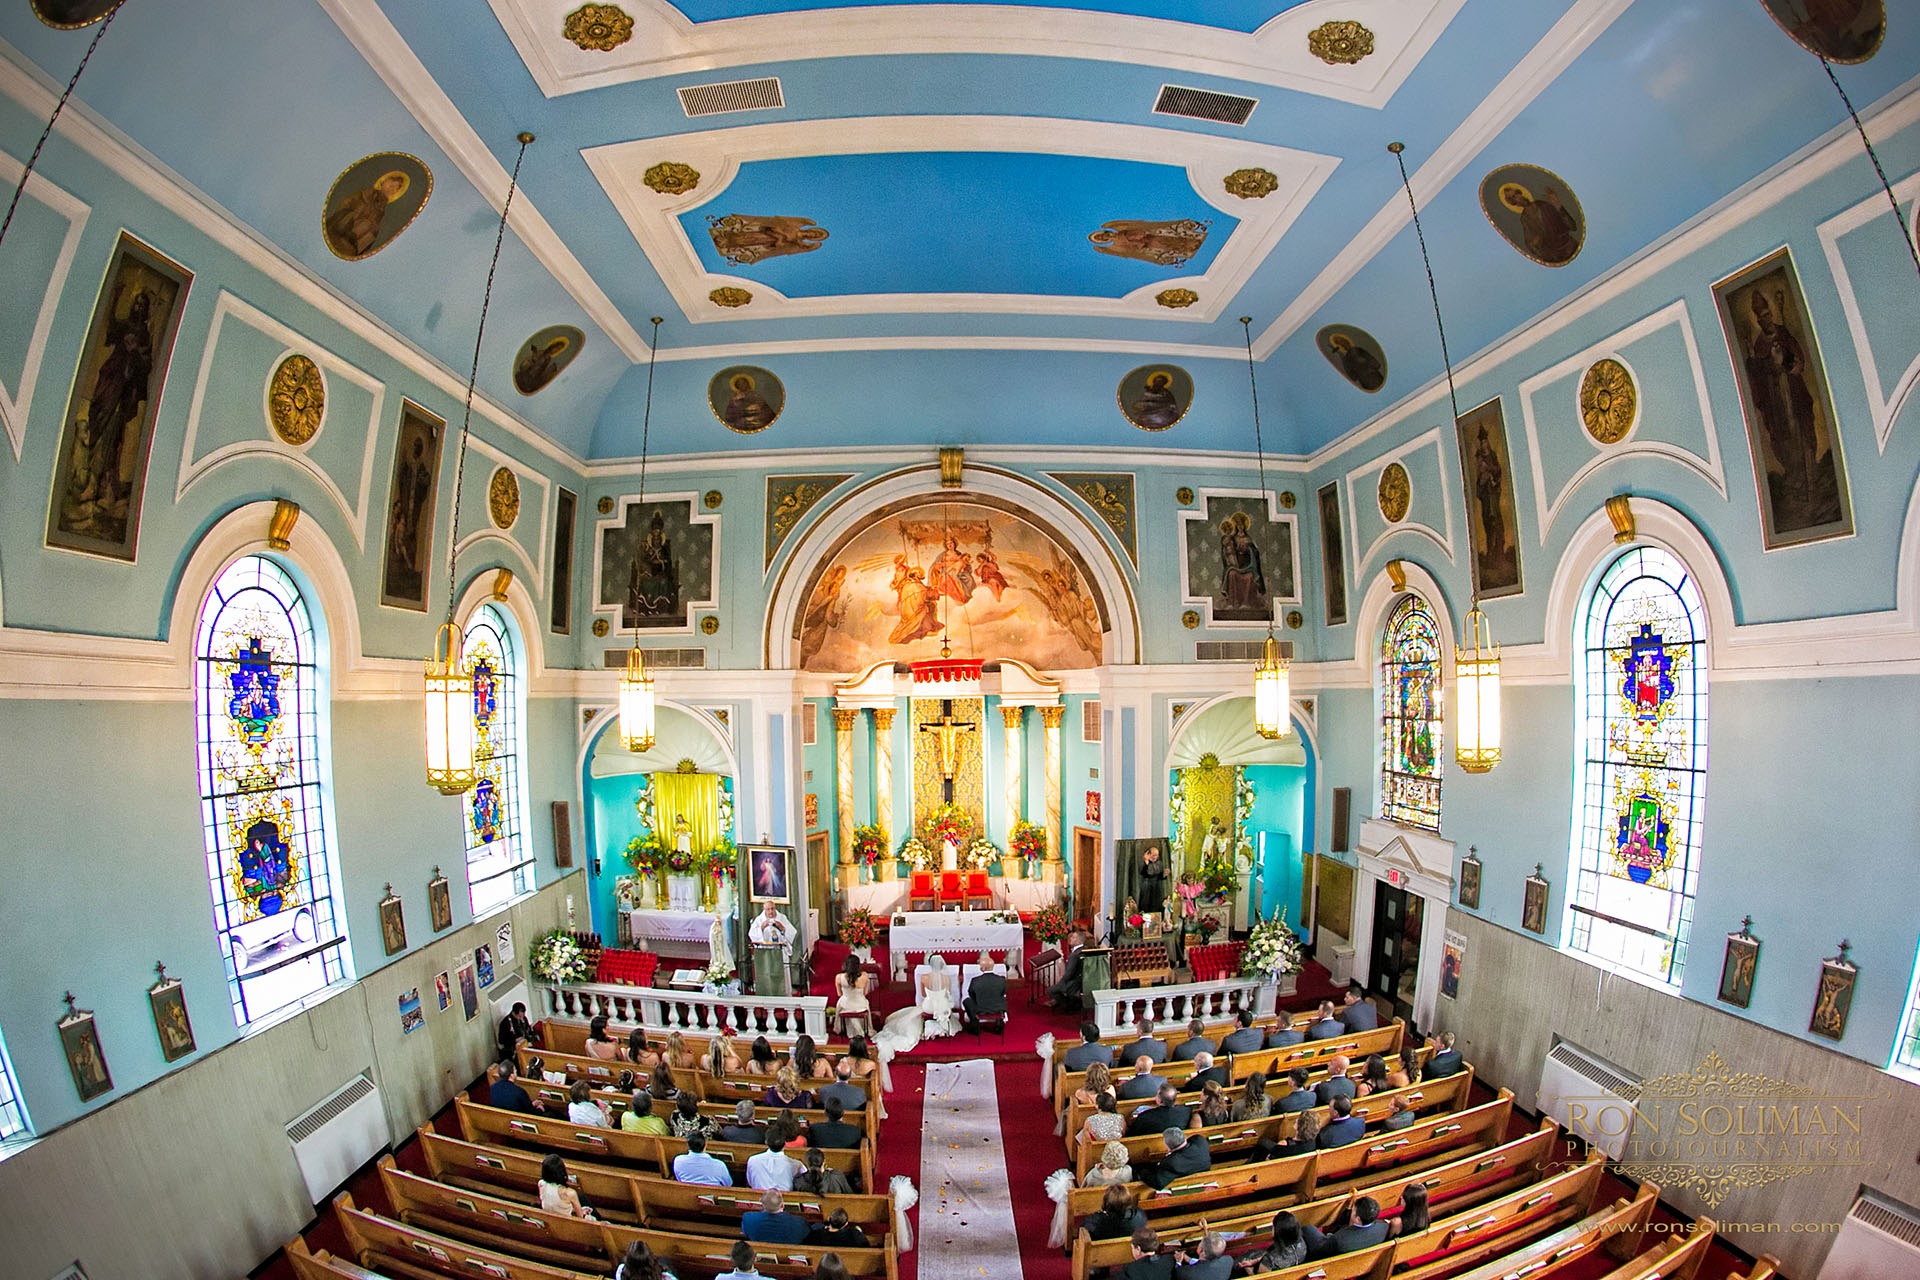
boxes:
[424,622,477,795]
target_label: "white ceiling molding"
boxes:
[1817,169,1920,454]
[1253,0,1634,359]
[0,147,86,461]
[1515,299,1728,546]
[176,291,388,550]
[649,333,1251,365]
[582,442,1310,478]
[1343,427,1457,573]
[583,116,1338,326]
[314,0,652,362]
[490,0,1464,106]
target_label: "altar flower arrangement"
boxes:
[852,824,889,866]
[1199,855,1237,896]
[965,837,999,870]
[1031,904,1071,945]
[1127,911,1146,931]
[702,960,737,989]
[665,844,704,876]
[707,837,738,883]
[531,930,590,983]
[1196,912,1222,944]
[985,910,1020,925]
[1241,908,1304,980]
[840,908,881,949]
[898,835,937,870]
[927,803,973,850]
[1009,820,1047,862]
[624,833,665,877]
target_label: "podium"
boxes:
[753,942,791,997]
[1080,947,1113,998]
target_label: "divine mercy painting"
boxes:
[598,498,715,630]
[1183,494,1298,625]
[796,502,1103,671]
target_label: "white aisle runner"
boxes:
[919,1059,1022,1280]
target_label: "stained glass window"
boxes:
[463,604,533,914]
[195,555,352,1028]
[1566,546,1707,987]
[0,1032,27,1140]
[1380,595,1443,831]
[1890,961,1920,1080]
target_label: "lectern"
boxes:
[753,942,791,997]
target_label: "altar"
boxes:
[626,908,718,954]
[843,876,1062,917]
[886,909,1025,979]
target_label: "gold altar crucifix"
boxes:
[919,698,976,802]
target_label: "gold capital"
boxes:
[267,499,300,551]
[938,446,964,489]
[872,707,896,731]
[1605,494,1637,544]
[1001,705,1025,729]
[831,708,860,733]
[1039,704,1064,730]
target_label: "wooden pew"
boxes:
[456,1096,876,1192]
[542,1018,853,1060]
[600,1219,898,1280]
[1592,1219,1719,1280]
[285,1239,384,1280]
[1046,1009,1319,1068]
[1071,1144,1604,1280]
[514,1073,881,1147]
[1068,1062,1468,1174]
[514,1047,881,1110]
[1391,1183,1660,1280]
[1308,1078,1505,1193]
[378,1159,608,1270]
[335,1192,597,1280]
[416,1127,893,1236]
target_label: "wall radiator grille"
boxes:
[1536,1039,1641,1161]
[1082,699,1101,742]
[679,77,784,117]
[1197,640,1292,662]
[286,1072,385,1202]
[1819,1190,1920,1279]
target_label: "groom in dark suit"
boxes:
[962,957,1007,1034]
[1049,931,1088,1011]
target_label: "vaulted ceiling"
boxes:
[3,0,1907,459]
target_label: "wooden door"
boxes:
[807,830,833,937]
[1072,826,1100,923]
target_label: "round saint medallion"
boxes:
[1286,610,1304,630]
[1579,358,1637,445]
[1181,610,1200,630]
[1176,486,1195,505]
[704,490,723,509]
[268,354,325,446]
[700,616,720,635]
[591,618,610,637]
[597,495,615,514]
[488,468,520,529]
[1378,463,1411,523]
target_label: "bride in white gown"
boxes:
[875,954,961,1056]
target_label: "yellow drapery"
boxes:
[1177,763,1236,873]
[651,771,722,853]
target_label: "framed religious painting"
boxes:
[1457,850,1482,910]
[379,886,406,956]
[550,487,577,635]
[1713,248,1852,548]
[1316,482,1348,627]
[1521,864,1550,936]
[1808,942,1856,1041]
[45,233,192,562]
[1454,398,1524,601]
[428,870,452,933]
[379,400,444,610]
[58,997,113,1103]
[1718,919,1760,1009]
[745,844,792,905]
[147,967,196,1063]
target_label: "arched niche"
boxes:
[764,465,1140,669]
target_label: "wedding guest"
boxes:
[1077,1092,1126,1149]
[764,1064,815,1110]
[613,1240,675,1280]
[1071,1061,1115,1111]
[584,1015,621,1060]
[746,1036,778,1076]
[1391,1182,1431,1237]
[539,1153,595,1219]
[622,1092,668,1135]
[741,1189,810,1244]
[806,1209,870,1249]
[793,1146,852,1195]
[669,1093,712,1139]
[1230,1071,1271,1121]
[671,1133,732,1186]
[1118,1056,1167,1101]
[1235,1211,1310,1273]
[1083,1184,1147,1240]
[746,1129,804,1190]
[665,1031,698,1071]
[496,1002,534,1059]
[567,1080,610,1128]
[715,1239,762,1280]
[1084,1140,1133,1187]
[487,1059,541,1114]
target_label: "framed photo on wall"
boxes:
[1717,919,1760,1009]
[58,997,112,1103]
[147,968,196,1063]
[744,844,792,905]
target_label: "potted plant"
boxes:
[1031,904,1070,948]
[840,908,880,963]
[1242,908,1305,997]
[852,824,888,882]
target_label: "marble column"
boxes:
[872,706,897,849]
[1001,704,1024,828]
[1041,704,1064,885]
[832,707,859,883]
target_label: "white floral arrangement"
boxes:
[898,836,936,870]
[1241,908,1304,979]
[1234,768,1258,859]
[965,837,1000,870]
[531,930,590,983]
[702,960,735,986]
[984,910,1020,925]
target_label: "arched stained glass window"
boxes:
[195,555,351,1027]
[462,604,532,914]
[1892,961,1920,1080]
[1566,545,1707,986]
[1380,595,1443,831]
[0,1031,27,1140]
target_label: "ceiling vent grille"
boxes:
[603,647,707,669]
[679,77,784,118]
[1154,84,1258,126]
[1082,700,1102,743]
[1196,640,1291,662]
[801,703,818,747]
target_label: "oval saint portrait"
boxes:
[1479,164,1586,267]
[321,152,433,262]
[1315,325,1389,393]
[31,0,121,28]
[707,366,785,434]
[512,325,585,396]
[1117,364,1194,431]
[1757,0,1884,64]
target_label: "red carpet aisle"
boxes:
[917,1061,1023,1280]
[878,1060,926,1280]
[997,1058,1074,1280]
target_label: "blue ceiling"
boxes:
[0,0,1911,460]
[666,0,1313,30]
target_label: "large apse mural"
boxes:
[796,502,1104,672]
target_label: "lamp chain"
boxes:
[631,317,662,651]
[1821,59,1920,284]
[1391,141,1475,609]
[446,132,534,626]
[1239,316,1276,642]
[0,3,120,256]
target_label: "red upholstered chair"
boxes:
[939,870,965,906]
[964,870,992,910]
[909,870,938,911]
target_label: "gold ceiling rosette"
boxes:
[563,3,635,52]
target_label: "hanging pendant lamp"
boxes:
[1240,317,1290,740]
[424,132,534,793]
[618,318,665,754]
[1390,141,1502,772]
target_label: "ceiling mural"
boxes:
[795,502,1105,672]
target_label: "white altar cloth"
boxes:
[888,910,1024,979]
[627,908,716,949]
